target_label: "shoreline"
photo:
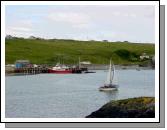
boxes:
[85,64,154,70]
[5,64,154,75]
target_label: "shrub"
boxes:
[114,49,139,61]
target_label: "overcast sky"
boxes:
[5,5,155,43]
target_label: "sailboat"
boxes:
[99,59,118,91]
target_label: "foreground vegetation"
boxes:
[86,97,155,118]
[5,38,155,65]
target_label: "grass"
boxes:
[86,97,155,118]
[105,97,155,110]
[5,38,155,65]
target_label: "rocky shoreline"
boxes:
[86,97,155,118]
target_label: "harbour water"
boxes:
[5,69,155,118]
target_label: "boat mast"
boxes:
[111,61,115,84]
[106,58,114,85]
[109,59,112,84]
[110,58,115,84]
[79,57,80,69]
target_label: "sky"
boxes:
[5,5,155,43]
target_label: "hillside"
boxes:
[5,38,155,65]
[86,97,155,118]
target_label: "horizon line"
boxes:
[5,34,155,44]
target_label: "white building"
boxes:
[140,53,150,60]
[80,61,91,65]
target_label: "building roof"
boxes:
[80,61,91,64]
[15,60,30,63]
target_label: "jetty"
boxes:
[14,67,49,74]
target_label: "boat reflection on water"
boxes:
[103,89,119,100]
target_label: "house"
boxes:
[80,61,91,65]
[140,53,150,60]
[15,60,30,68]
[33,64,38,68]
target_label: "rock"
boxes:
[86,97,155,118]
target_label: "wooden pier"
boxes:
[14,67,49,74]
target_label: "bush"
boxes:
[114,49,139,61]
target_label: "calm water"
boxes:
[5,69,155,118]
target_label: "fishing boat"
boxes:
[99,59,118,91]
[48,63,72,74]
[48,57,90,74]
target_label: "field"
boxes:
[5,38,155,65]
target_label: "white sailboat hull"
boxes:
[99,87,118,91]
[99,84,118,91]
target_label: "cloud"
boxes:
[8,27,32,32]
[48,12,90,24]
[47,12,91,29]
[6,19,34,37]
[111,11,137,18]
[5,5,155,42]
[6,27,34,38]
[112,12,121,16]
[72,23,91,29]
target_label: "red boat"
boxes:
[48,69,72,74]
[48,65,73,74]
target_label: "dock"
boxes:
[14,67,49,74]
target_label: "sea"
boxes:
[5,69,155,118]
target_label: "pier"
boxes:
[14,67,49,74]
[13,67,88,74]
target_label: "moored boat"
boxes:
[48,64,72,74]
[99,59,118,91]
[48,69,72,74]
[99,84,118,91]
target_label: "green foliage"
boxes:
[114,49,139,62]
[5,38,155,65]
[86,97,155,118]
[106,97,155,110]
[114,49,131,59]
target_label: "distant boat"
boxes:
[48,63,72,74]
[99,59,118,91]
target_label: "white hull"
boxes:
[99,87,118,91]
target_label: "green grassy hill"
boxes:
[5,38,155,65]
